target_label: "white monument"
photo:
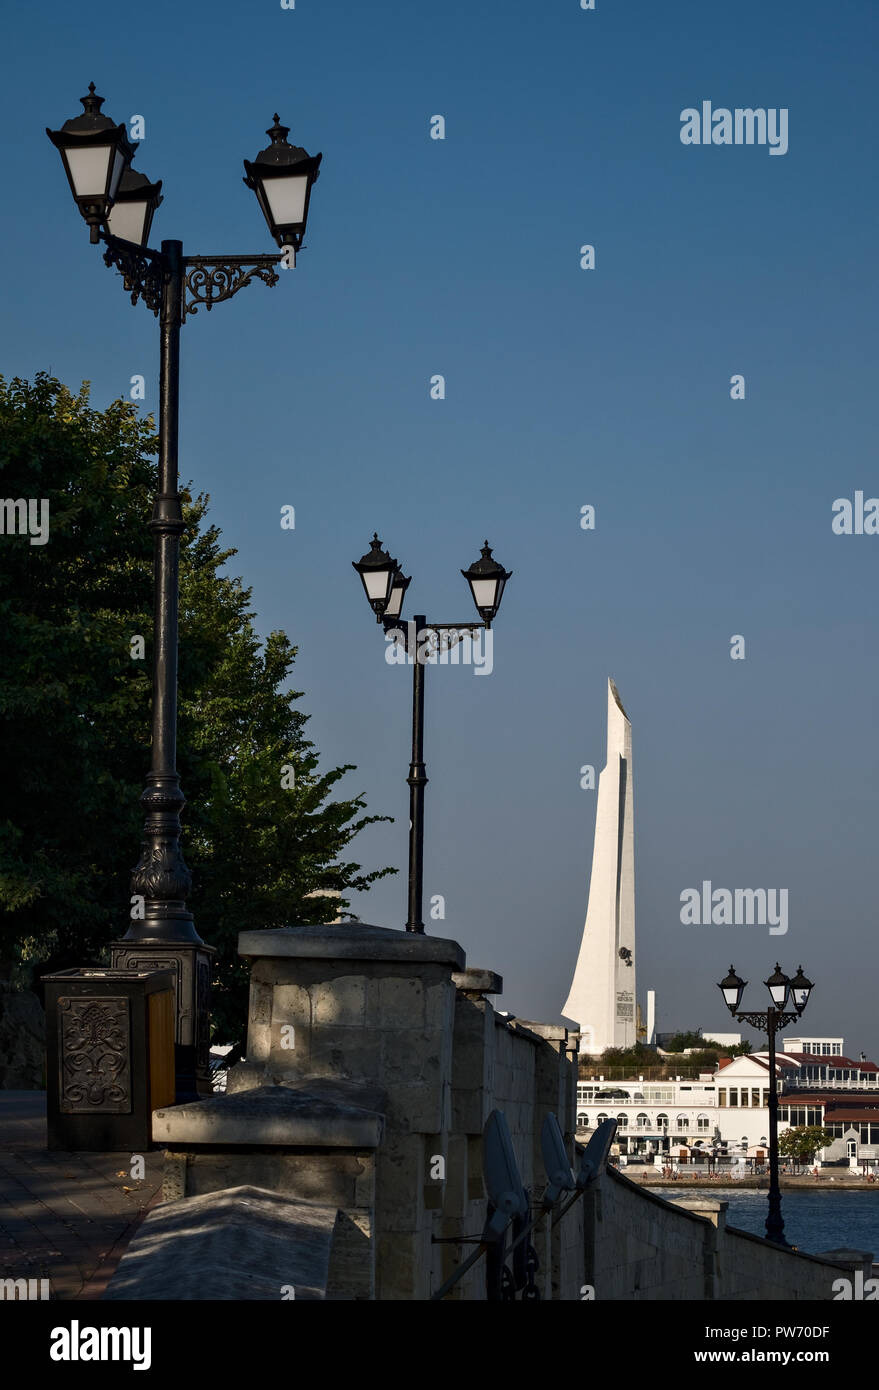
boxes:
[563,678,636,1054]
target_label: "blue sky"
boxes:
[4,0,879,1051]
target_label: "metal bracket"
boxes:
[182,254,282,320]
[737,1011,799,1031]
[102,236,166,315]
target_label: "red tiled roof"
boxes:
[780,1092,879,1109]
[783,1053,878,1070]
[821,1110,879,1124]
[747,1054,798,1069]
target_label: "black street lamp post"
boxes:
[718,963,814,1244]
[47,86,322,1100]
[353,537,512,933]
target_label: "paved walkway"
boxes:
[0,1092,164,1300]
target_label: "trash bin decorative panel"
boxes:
[58,995,132,1113]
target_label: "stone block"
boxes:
[239,922,465,970]
[452,967,503,995]
[309,1026,382,1083]
[153,1082,385,1149]
[104,1185,338,1301]
[182,1150,368,1209]
[377,974,425,1027]
[443,1133,469,1214]
[271,983,312,1033]
[163,1153,187,1203]
[376,1229,419,1300]
[425,979,455,1031]
[327,1210,373,1300]
[452,1085,485,1136]
[311,975,367,1027]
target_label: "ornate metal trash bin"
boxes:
[42,968,176,1152]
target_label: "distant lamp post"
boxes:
[353,537,512,932]
[789,964,814,1013]
[47,83,322,1100]
[353,534,398,620]
[719,966,746,1013]
[461,542,512,627]
[243,114,322,259]
[718,962,814,1244]
[46,83,135,242]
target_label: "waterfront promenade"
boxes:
[635,1172,879,1190]
[0,1092,163,1298]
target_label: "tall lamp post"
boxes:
[718,963,814,1244]
[352,537,512,933]
[47,85,322,1099]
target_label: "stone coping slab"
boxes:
[453,967,503,994]
[238,921,465,969]
[515,1019,569,1042]
[153,1080,386,1149]
[104,1184,337,1301]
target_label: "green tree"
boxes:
[778,1126,835,1163]
[599,1043,655,1070]
[0,373,395,1051]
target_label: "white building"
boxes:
[576,1037,879,1168]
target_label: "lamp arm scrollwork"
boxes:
[101,234,166,315]
[182,254,282,320]
[99,237,284,322]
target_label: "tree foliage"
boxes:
[0,373,395,1048]
[778,1126,835,1162]
[661,1031,750,1055]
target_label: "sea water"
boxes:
[653,1186,879,1255]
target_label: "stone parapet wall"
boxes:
[589,1167,871,1301]
[144,922,870,1301]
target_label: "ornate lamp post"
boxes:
[352,537,512,933]
[718,963,814,1244]
[47,86,322,1100]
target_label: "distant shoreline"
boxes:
[636,1175,879,1191]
